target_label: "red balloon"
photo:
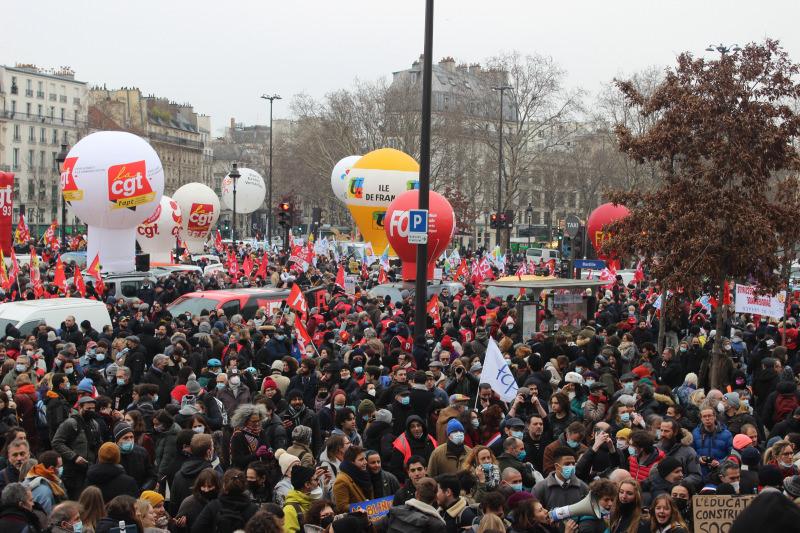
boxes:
[586,202,630,259]
[385,190,455,281]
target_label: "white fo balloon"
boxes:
[331,155,361,204]
[173,183,220,254]
[61,131,164,273]
[136,196,182,262]
[221,167,266,213]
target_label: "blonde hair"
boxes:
[134,499,155,528]
[461,445,498,470]
[477,513,506,533]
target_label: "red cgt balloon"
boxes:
[586,202,630,259]
[384,190,455,281]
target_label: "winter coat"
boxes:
[332,469,373,513]
[427,442,470,478]
[542,434,587,475]
[96,517,141,533]
[44,391,71,440]
[85,463,139,500]
[119,444,157,492]
[390,415,437,481]
[142,367,174,409]
[752,368,780,416]
[283,489,313,533]
[440,497,477,533]
[379,498,446,533]
[154,423,181,478]
[176,494,210,532]
[287,442,315,468]
[655,430,701,489]
[169,458,214,516]
[52,414,103,464]
[692,422,733,477]
[0,504,42,533]
[191,492,258,533]
[263,413,288,451]
[363,420,396,464]
[532,472,589,510]
[626,448,665,482]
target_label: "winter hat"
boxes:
[784,475,800,498]
[616,428,632,440]
[657,456,682,478]
[506,490,535,510]
[733,434,752,451]
[291,425,312,446]
[275,449,301,476]
[759,464,783,488]
[290,465,315,489]
[357,399,376,416]
[98,442,121,464]
[262,377,278,390]
[186,379,202,395]
[740,446,761,469]
[113,422,134,442]
[374,409,393,424]
[564,372,584,385]
[198,322,211,334]
[632,365,651,379]
[446,418,465,435]
[271,360,285,371]
[140,490,165,507]
[685,373,698,386]
[724,392,741,409]
[617,394,637,407]
[77,378,94,394]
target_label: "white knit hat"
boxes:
[274,449,300,476]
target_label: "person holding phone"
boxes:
[576,422,620,480]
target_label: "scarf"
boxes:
[446,440,465,457]
[232,428,259,454]
[17,384,36,396]
[26,463,66,498]
[340,460,373,495]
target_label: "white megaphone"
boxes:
[549,493,604,522]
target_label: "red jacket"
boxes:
[627,448,665,481]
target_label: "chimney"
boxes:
[439,56,456,72]
[469,63,482,75]
[230,117,235,131]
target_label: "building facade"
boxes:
[0,64,88,232]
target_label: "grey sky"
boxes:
[4,0,797,135]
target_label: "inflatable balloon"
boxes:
[586,202,630,259]
[345,148,420,255]
[331,155,361,204]
[137,196,182,262]
[385,190,455,281]
[221,167,266,213]
[61,131,164,273]
[173,183,221,254]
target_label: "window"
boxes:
[28,150,34,167]
[13,125,20,141]
[10,100,15,113]
[29,126,35,141]
[26,102,31,115]
[37,104,42,118]
[51,152,58,172]
[62,131,68,144]
[12,149,19,169]
[49,106,54,119]
[60,108,65,123]
[40,128,46,143]
[120,282,139,298]
[221,300,240,318]
[10,76,17,94]
[52,129,57,144]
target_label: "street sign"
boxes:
[408,209,428,233]
[565,215,581,239]
[408,233,428,244]
[574,259,606,269]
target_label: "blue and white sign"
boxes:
[408,209,428,234]
[574,259,606,270]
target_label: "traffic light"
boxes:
[503,210,515,229]
[489,213,499,229]
[277,202,291,227]
[573,228,584,257]
[498,212,507,229]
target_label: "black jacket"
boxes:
[126,345,148,384]
[0,504,41,533]
[379,499,446,533]
[96,516,141,533]
[143,367,174,409]
[170,458,214,515]
[85,463,139,501]
[119,444,157,491]
[191,493,258,533]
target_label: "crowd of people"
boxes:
[0,243,799,533]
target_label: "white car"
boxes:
[0,298,111,336]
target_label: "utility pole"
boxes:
[260,94,281,245]
[493,85,512,250]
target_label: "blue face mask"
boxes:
[216,383,225,390]
[400,396,410,406]
[72,521,83,533]
[516,450,527,461]
[510,482,523,492]
[120,441,134,454]
[560,465,575,479]
[116,378,126,386]
[471,419,480,428]
[57,466,63,477]
[567,439,579,449]
[623,382,634,393]
[628,446,637,457]
[620,412,631,423]
[512,430,524,440]
[96,353,106,362]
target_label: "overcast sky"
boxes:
[4,0,797,135]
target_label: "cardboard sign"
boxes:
[692,494,755,533]
[345,275,358,295]
[349,496,393,523]
[734,284,786,318]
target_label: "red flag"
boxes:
[53,256,66,293]
[547,258,556,277]
[455,258,468,281]
[723,280,731,305]
[378,266,388,284]
[361,261,369,280]
[73,267,86,297]
[634,260,645,283]
[287,283,308,316]
[295,318,312,354]
[242,255,254,278]
[214,230,224,254]
[515,261,528,280]
[86,254,105,297]
[427,294,442,328]
[256,254,269,279]
[9,249,19,283]
[14,214,30,244]
[227,251,239,279]
[335,264,346,289]
[29,247,43,298]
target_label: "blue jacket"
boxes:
[692,422,733,477]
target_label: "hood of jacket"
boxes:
[405,415,428,439]
[87,463,127,484]
[365,420,392,439]
[217,492,254,512]
[285,488,312,506]
[777,381,796,394]
[179,458,212,477]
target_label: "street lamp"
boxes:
[525,201,533,250]
[260,94,281,245]
[492,84,512,250]
[229,162,241,243]
[706,43,741,54]
[56,143,69,248]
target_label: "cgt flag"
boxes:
[480,337,518,402]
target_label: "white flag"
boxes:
[480,337,518,402]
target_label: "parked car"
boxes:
[168,286,328,320]
[0,298,111,336]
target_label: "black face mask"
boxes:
[201,489,218,500]
[247,481,261,493]
[320,516,334,528]
[673,498,689,512]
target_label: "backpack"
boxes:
[774,393,799,425]
[216,504,246,533]
[289,502,306,528]
[35,399,48,429]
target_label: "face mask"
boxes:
[575,367,584,374]
[96,353,106,362]
[309,486,323,499]
[201,489,217,500]
[471,419,480,429]
[568,392,576,401]
[72,521,83,533]
[656,430,662,440]
[321,516,334,528]
[509,482,523,492]
[230,377,241,387]
[65,368,74,375]
[276,335,285,341]
[780,461,794,469]
[585,380,595,387]
[516,450,527,461]
[362,414,370,422]
[153,395,159,404]
[512,430,524,440]
[449,432,465,445]
[566,439,579,449]
[724,345,732,351]
[680,347,687,352]
[216,383,226,390]
[730,481,740,493]
[628,446,637,457]
[116,378,126,386]
[673,498,688,512]
[623,383,634,393]
[617,439,628,450]
[15,364,26,373]
[620,412,631,423]
[57,466,63,477]
[400,396,410,406]
[354,366,363,374]
[367,389,376,397]
[120,441,134,454]
[55,359,63,366]
[717,402,726,413]
[560,465,575,479]
[247,481,261,493]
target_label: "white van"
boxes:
[0,299,111,337]
[525,247,561,262]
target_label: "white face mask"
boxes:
[309,486,323,499]
[730,481,740,493]
[229,377,241,387]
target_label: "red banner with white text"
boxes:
[0,173,13,256]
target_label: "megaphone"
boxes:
[549,493,604,522]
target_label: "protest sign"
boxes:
[349,496,393,523]
[692,494,755,533]
[734,284,786,318]
[480,337,518,401]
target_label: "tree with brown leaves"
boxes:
[603,39,800,388]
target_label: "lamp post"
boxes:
[525,201,533,250]
[260,94,281,245]
[56,143,69,248]
[492,84,512,250]
[230,163,240,243]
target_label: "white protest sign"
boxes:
[734,284,786,318]
[480,337,518,402]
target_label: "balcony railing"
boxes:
[10,86,17,95]
[36,91,44,99]
[0,110,87,127]
[149,132,204,150]
[25,89,33,97]
[49,94,56,101]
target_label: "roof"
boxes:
[484,278,609,290]
[0,298,104,309]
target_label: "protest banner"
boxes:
[692,494,755,533]
[349,495,393,523]
[734,284,786,318]
[480,337,518,401]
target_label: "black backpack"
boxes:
[290,503,306,528]
[216,505,247,533]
